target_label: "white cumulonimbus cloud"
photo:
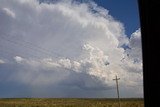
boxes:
[0,59,5,64]
[0,0,143,98]
[2,7,15,18]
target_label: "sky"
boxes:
[0,0,143,98]
[93,0,140,37]
[70,0,140,37]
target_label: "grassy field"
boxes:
[0,98,144,107]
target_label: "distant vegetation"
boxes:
[0,98,144,107]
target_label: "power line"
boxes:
[0,35,63,59]
[113,75,121,107]
[0,35,79,73]
[0,44,78,74]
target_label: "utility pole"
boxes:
[113,75,121,107]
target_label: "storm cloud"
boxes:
[0,0,143,98]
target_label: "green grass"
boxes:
[0,98,144,107]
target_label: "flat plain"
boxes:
[0,98,144,107]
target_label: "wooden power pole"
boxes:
[113,75,121,107]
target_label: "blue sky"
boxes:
[40,0,140,37]
[39,0,140,36]
[0,0,143,98]
[92,0,140,37]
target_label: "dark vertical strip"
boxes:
[138,0,160,106]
